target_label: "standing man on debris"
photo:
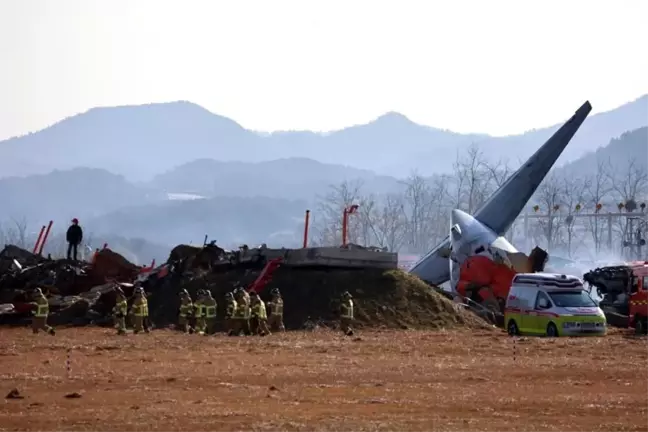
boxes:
[250,292,270,336]
[178,289,194,334]
[225,291,237,335]
[339,291,354,336]
[267,288,285,332]
[30,288,55,335]
[194,290,207,335]
[66,218,83,261]
[130,288,146,334]
[112,286,128,335]
[203,290,218,335]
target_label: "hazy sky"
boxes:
[1,0,646,141]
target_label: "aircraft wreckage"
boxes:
[409,101,593,300]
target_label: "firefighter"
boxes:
[194,289,207,335]
[242,288,252,335]
[340,291,354,336]
[178,289,194,333]
[230,289,247,336]
[140,287,151,333]
[65,218,83,261]
[130,288,146,334]
[235,287,251,335]
[250,292,270,336]
[224,291,237,335]
[30,288,55,335]
[112,286,127,335]
[203,290,218,335]
[267,288,285,332]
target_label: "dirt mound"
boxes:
[148,267,490,331]
[90,248,139,282]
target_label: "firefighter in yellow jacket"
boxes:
[224,291,237,335]
[241,288,251,335]
[130,288,147,334]
[194,289,207,335]
[178,289,194,334]
[203,290,217,335]
[30,288,55,335]
[250,292,270,336]
[141,288,151,333]
[266,288,285,332]
[112,286,128,335]
[340,291,354,336]
[230,289,247,336]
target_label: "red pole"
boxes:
[37,220,53,256]
[342,208,348,247]
[33,225,46,254]
[303,210,310,248]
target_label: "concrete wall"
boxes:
[235,246,398,270]
[285,247,397,269]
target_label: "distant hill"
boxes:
[0,167,163,225]
[555,127,648,177]
[1,95,646,181]
[85,195,308,248]
[146,157,402,200]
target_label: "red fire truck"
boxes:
[583,261,648,334]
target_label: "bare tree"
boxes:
[312,180,364,246]
[401,172,444,254]
[363,193,408,251]
[451,144,493,213]
[610,159,648,256]
[611,159,648,202]
[3,217,29,249]
[561,175,589,257]
[352,194,373,246]
[532,173,564,252]
[428,175,452,246]
[584,160,613,252]
[483,157,514,189]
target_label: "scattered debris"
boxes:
[0,243,490,331]
[5,388,23,399]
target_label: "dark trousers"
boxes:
[67,243,78,260]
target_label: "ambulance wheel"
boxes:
[546,323,558,337]
[635,318,647,335]
[507,320,519,336]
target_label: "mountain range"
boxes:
[0,96,646,262]
[1,95,646,181]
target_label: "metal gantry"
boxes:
[522,201,647,259]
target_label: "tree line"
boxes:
[310,145,648,260]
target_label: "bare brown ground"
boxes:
[0,327,647,432]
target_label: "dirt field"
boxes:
[1,327,646,431]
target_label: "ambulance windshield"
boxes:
[548,290,596,308]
